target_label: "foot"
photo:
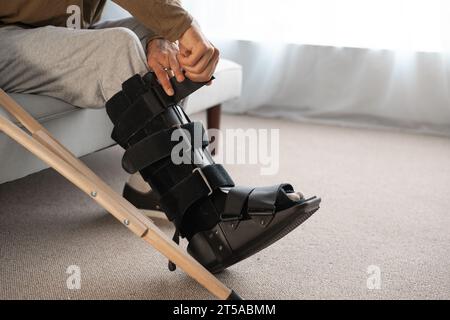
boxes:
[186,185,321,273]
[124,174,320,274]
[124,173,305,219]
[124,173,167,220]
[107,72,321,274]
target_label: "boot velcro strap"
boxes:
[105,91,131,126]
[221,184,294,221]
[248,184,293,214]
[171,75,215,103]
[221,186,255,221]
[122,122,209,174]
[112,90,166,146]
[160,164,235,225]
[122,74,147,102]
[143,72,214,104]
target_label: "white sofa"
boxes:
[0,59,242,184]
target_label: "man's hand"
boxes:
[147,38,185,96]
[178,22,220,83]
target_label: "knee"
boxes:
[109,27,138,42]
[96,27,148,102]
[102,27,148,69]
[102,27,144,55]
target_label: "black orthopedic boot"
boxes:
[106,72,321,274]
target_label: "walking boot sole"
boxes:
[188,197,321,274]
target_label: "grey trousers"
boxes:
[0,18,152,109]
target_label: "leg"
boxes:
[124,104,222,213]
[206,104,222,131]
[0,24,148,108]
[91,17,157,55]
[107,73,321,274]
[0,22,243,298]
[0,18,164,219]
[206,104,222,156]
[124,102,220,218]
[124,172,168,220]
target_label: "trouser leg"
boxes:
[0,19,150,109]
[91,17,159,54]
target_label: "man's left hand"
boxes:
[147,38,185,96]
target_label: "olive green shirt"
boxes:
[0,0,193,41]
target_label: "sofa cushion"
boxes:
[0,58,242,184]
[1,59,243,124]
[0,94,79,125]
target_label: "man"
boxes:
[0,0,320,274]
[0,0,218,106]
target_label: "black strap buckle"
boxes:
[192,168,213,196]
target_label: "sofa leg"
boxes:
[206,104,221,155]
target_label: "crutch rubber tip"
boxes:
[168,261,177,272]
[226,290,243,300]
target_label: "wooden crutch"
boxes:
[0,89,241,300]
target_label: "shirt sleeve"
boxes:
[112,0,193,42]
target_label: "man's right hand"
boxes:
[178,22,220,83]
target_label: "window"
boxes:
[185,0,450,52]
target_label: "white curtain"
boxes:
[185,0,450,136]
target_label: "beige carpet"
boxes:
[1,114,449,300]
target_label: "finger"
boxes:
[210,50,220,77]
[151,62,174,96]
[205,59,218,86]
[157,53,171,70]
[169,54,185,83]
[177,43,208,68]
[185,49,219,82]
[206,57,219,86]
[156,54,178,88]
[182,46,215,75]
[166,69,175,78]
